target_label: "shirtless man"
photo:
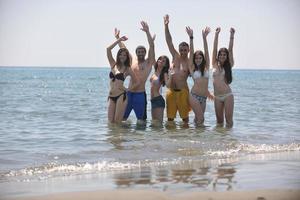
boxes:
[164,14,191,123]
[115,21,155,122]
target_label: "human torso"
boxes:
[150,73,162,99]
[171,58,189,90]
[191,69,209,96]
[109,66,127,97]
[129,60,152,92]
[212,66,231,95]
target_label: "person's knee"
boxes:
[226,118,233,127]
[114,117,122,123]
[216,116,224,124]
[194,117,203,125]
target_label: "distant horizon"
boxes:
[1,65,299,70]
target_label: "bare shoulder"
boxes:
[131,60,139,68]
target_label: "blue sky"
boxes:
[0,0,299,69]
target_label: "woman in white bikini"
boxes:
[212,27,235,127]
[150,56,170,123]
[107,36,139,123]
[187,26,213,125]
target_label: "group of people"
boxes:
[106,15,235,127]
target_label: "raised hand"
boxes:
[114,28,120,39]
[186,26,193,38]
[230,27,235,36]
[119,36,128,42]
[202,27,211,38]
[215,27,221,34]
[164,14,169,25]
[140,21,149,32]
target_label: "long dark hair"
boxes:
[193,50,206,76]
[115,48,131,70]
[154,55,170,86]
[217,48,232,84]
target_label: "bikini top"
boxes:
[192,70,209,79]
[151,76,163,94]
[212,68,225,77]
[212,68,225,82]
[109,71,125,82]
[152,77,160,85]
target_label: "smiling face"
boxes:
[194,51,204,66]
[154,56,170,72]
[116,48,130,67]
[157,57,167,68]
[178,42,189,58]
[217,48,229,65]
[136,47,146,61]
[118,51,128,63]
[179,45,189,58]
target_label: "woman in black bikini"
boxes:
[106,36,139,123]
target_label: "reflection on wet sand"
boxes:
[112,161,236,191]
[212,164,236,191]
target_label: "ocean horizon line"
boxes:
[0,65,299,70]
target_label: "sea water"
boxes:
[0,67,299,198]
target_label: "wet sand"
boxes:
[9,189,300,200]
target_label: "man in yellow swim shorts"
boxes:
[164,14,191,123]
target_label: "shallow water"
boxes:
[0,67,299,198]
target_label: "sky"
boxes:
[0,0,299,69]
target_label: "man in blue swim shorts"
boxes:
[115,21,155,122]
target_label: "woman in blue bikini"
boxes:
[187,26,213,126]
[106,36,139,123]
[212,27,235,127]
[150,56,170,123]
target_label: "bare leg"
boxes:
[114,95,128,123]
[214,99,224,125]
[200,101,207,124]
[152,107,164,123]
[107,99,116,123]
[224,95,234,128]
[201,101,207,113]
[189,93,204,124]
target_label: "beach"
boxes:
[9,189,300,200]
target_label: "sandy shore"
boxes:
[9,189,300,200]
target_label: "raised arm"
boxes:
[114,28,126,49]
[186,26,194,75]
[115,28,132,64]
[140,21,155,66]
[212,27,220,68]
[202,27,210,69]
[164,15,179,61]
[106,36,128,68]
[228,27,235,67]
